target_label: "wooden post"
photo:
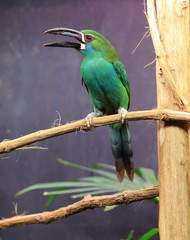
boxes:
[147,0,190,239]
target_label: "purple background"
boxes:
[0,0,158,239]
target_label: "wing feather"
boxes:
[113,61,130,107]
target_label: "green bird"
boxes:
[44,28,134,182]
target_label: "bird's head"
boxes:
[44,28,119,61]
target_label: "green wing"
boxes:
[113,61,130,107]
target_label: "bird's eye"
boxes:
[85,35,94,42]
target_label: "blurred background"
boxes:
[0,0,158,239]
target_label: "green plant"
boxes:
[16,159,159,209]
[123,228,159,240]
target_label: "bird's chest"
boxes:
[81,58,115,91]
[80,58,124,113]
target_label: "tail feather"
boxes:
[115,160,125,183]
[109,123,134,182]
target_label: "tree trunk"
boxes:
[148,0,190,239]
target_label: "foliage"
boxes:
[138,228,159,240]
[122,228,159,240]
[125,230,134,240]
[16,159,159,209]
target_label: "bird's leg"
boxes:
[118,107,128,124]
[86,108,104,128]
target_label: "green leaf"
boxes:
[16,181,106,196]
[78,176,117,185]
[150,197,159,203]
[71,189,115,198]
[121,230,134,240]
[139,228,159,240]
[127,230,135,240]
[58,159,117,180]
[43,186,114,196]
[93,163,116,171]
[45,186,65,207]
[103,205,118,212]
[135,168,158,186]
[16,176,120,196]
[17,160,159,209]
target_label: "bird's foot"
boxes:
[86,109,103,128]
[86,112,96,128]
[118,107,128,124]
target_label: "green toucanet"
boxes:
[44,28,134,182]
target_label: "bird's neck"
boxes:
[80,45,102,59]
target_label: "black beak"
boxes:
[43,28,86,50]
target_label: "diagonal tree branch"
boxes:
[0,185,159,229]
[0,108,190,154]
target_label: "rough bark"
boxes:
[0,109,190,154]
[0,186,159,229]
[147,0,190,239]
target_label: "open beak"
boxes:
[43,28,86,50]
